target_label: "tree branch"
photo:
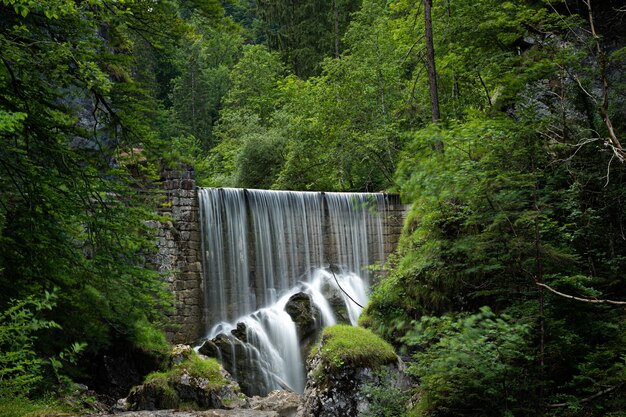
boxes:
[330,267,364,309]
[583,0,625,163]
[548,385,621,408]
[535,282,626,306]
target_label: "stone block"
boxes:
[187,241,201,250]
[187,262,202,273]
[181,179,195,190]
[178,189,195,198]
[178,212,197,223]
[185,278,200,290]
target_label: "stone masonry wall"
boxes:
[151,166,203,344]
[382,194,408,259]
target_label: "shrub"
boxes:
[403,307,535,417]
[0,291,60,398]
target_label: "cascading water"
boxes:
[197,188,388,395]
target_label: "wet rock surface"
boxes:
[284,292,322,356]
[285,292,321,340]
[198,334,273,396]
[83,410,279,417]
[248,390,302,417]
[319,283,350,324]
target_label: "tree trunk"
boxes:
[423,0,443,152]
[333,0,340,58]
[424,0,440,123]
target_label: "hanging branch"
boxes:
[535,282,626,306]
[583,0,625,162]
[330,267,364,309]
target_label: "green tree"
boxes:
[256,0,361,77]
[169,16,242,149]
[0,0,185,390]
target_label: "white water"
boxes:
[197,188,388,394]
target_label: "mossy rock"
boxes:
[312,325,397,371]
[128,349,242,411]
[300,325,408,417]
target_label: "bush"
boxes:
[403,307,535,417]
[0,291,60,398]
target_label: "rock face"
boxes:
[89,410,279,417]
[319,283,351,324]
[297,358,410,417]
[81,343,164,404]
[108,389,301,417]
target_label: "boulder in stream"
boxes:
[284,292,322,355]
[198,332,274,396]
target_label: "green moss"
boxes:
[158,385,179,409]
[140,352,227,410]
[170,354,225,389]
[142,371,179,409]
[0,396,78,417]
[144,371,169,388]
[187,355,224,383]
[178,401,201,411]
[313,325,397,371]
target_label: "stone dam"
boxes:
[150,166,408,347]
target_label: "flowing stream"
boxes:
[197,188,388,395]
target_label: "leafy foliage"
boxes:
[0,0,624,414]
[0,292,60,398]
[403,308,535,416]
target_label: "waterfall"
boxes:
[197,188,388,395]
